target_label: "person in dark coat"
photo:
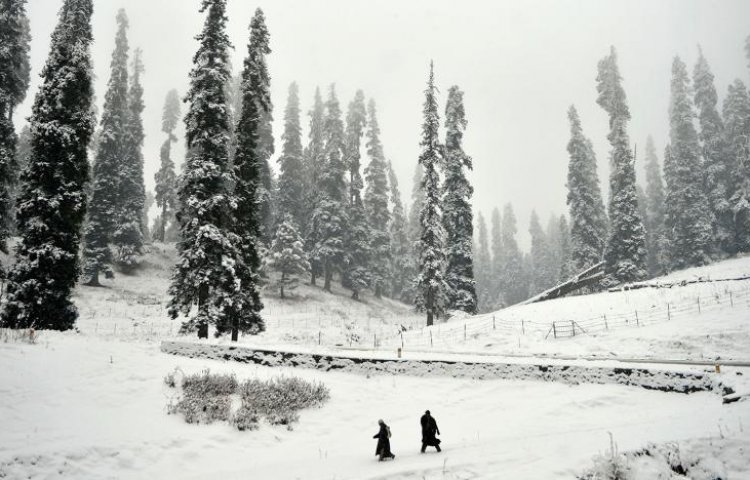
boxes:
[373,419,395,461]
[420,410,441,453]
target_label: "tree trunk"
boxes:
[280,273,286,299]
[426,311,434,326]
[197,283,209,339]
[310,271,317,286]
[323,262,332,292]
[85,269,100,287]
[231,320,238,342]
[158,204,167,242]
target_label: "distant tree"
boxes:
[490,206,503,306]
[693,48,730,255]
[311,85,348,292]
[566,105,607,273]
[407,163,424,270]
[529,211,554,294]
[114,47,146,272]
[722,79,750,253]
[1,0,95,330]
[474,211,492,311]
[342,91,370,299]
[154,89,180,242]
[442,86,476,314]
[168,0,259,339]
[644,136,668,275]
[0,0,31,257]
[665,56,713,269]
[596,47,647,283]
[387,161,412,302]
[277,82,306,229]
[364,99,391,298]
[82,10,130,286]
[303,87,325,285]
[499,204,527,305]
[414,63,448,326]
[264,215,310,299]
[556,215,573,281]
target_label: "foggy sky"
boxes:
[16,0,750,248]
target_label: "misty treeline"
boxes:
[1,0,749,334]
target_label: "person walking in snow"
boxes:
[373,419,395,461]
[420,410,441,453]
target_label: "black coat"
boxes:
[420,414,440,446]
[373,423,392,458]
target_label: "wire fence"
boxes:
[384,282,750,350]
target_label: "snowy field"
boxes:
[1,246,750,478]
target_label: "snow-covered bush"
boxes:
[235,376,329,430]
[0,328,38,344]
[168,370,237,424]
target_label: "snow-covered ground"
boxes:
[1,246,750,478]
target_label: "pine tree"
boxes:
[557,215,573,281]
[114,47,146,271]
[665,56,713,269]
[9,124,31,229]
[303,87,325,285]
[499,204,527,305]
[596,47,647,284]
[364,99,391,298]
[474,211,492,312]
[0,0,95,330]
[0,0,31,258]
[387,160,412,302]
[644,136,668,275]
[694,48,730,255]
[82,9,130,286]
[566,105,607,273]
[722,79,750,253]
[311,85,348,292]
[490,206,503,306]
[415,63,448,326]
[442,86,476,314]
[227,7,271,337]
[154,89,180,243]
[529,210,554,294]
[342,90,370,299]
[264,214,309,298]
[277,82,306,229]
[168,0,260,338]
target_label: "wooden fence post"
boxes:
[730,291,734,307]
[603,315,608,330]
[463,323,467,341]
[430,330,433,347]
[635,310,639,326]
[667,303,671,321]
[493,316,496,330]
[697,297,701,313]
[521,319,525,335]
[571,320,576,337]
[553,322,557,339]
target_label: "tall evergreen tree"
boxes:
[556,215,573,281]
[0,0,95,330]
[490,206,503,306]
[644,136,668,275]
[264,214,309,299]
[303,87,325,285]
[387,161,412,302]
[474,211,492,312]
[168,0,260,339]
[154,89,180,242]
[694,48,730,255]
[342,90,370,299]
[114,47,146,271]
[0,0,31,257]
[82,9,130,286]
[252,14,274,245]
[407,163,424,246]
[442,86,476,313]
[665,56,713,269]
[566,105,607,273]
[499,204,527,305]
[311,85,348,292]
[415,63,448,326]
[596,47,647,283]
[364,99,391,298]
[227,7,272,337]
[529,211,554,294]
[722,79,750,253]
[277,82,306,229]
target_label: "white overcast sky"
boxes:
[16,0,750,248]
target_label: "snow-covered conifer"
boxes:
[665,56,713,269]
[364,99,391,298]
[474,211,492,311]
[303,87,325,285]
[490,206,503,306]
[387,160,413,302]
[1,0,95,330]
[722,79,750,253]
[644,136,668,275]
[264,215,310,299]
[442,85,476,314]
[154,89,180,242]
[82,9,130,285]
[556,215,573,281]
[499,204,527,305]
[414,62,448,326]
[529,211,554,294]
[277,82,306,229]
[596,47,647,283]
[566,105,607,273]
